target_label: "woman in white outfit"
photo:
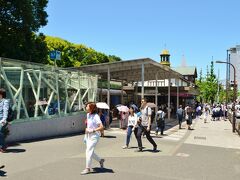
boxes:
[122,106,138,149]
[81,102,105,175]
[204,105,210,123]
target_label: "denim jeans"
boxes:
[178,116,183,128]
[155,120,165,135]
[126,126,134,146]
[0,124,6,149]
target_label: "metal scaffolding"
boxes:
[0,57,97,122]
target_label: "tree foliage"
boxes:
[0,1,121,67]
[45,36,121,67]
[196,61,220,104]
[0,0,48,61]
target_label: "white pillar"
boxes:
[168,77,171,120]
[121,80,124,104]
[107,67,111,128]
[135,81,138,103]
[141,63,144,98]
[155,72,158,113]
[107,67,110,107]
[177,78,179,110]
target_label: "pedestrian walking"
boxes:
[0,88,9,153]
[122,106,138,149]
[98,109,105,137]
[120,111,129,129]
[81,102,105,175]
[176,105,184,129]
[155,107,166,135]
[185,104,193,130]
[203,105,210,123]
[134,98,157,152]
[221,104,227,121]
[196,105,202,119]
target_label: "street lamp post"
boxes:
[216,60,237,133]
[226,50,230,104]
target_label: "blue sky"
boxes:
[41,0,240,80]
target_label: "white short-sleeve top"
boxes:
[87,113,102,130]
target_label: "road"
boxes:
[1,116,240,180]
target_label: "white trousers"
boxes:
[86,134,101,168]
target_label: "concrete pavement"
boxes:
[0,116,240,180]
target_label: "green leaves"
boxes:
[0,0,48,61]
[196,61,219,103]
[0,1,121,66]
[45,36,121,67]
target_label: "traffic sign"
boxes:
[50,50,61,60]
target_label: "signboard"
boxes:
[50,50,61,60]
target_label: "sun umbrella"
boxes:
[117,105,129,112]
[147,102,157,108]
[96,102,110,109]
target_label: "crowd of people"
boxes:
[1,87,239,175]
[81,98,219,175]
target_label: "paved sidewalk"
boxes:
[0,117,240,180]
[185,116,240,149]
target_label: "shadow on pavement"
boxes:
[0,170,7,177]
[101,135,116,139]
[5,148,26,153]
[152,136,163,139]
[92,167,114,174]
[128,146,140,149]
[142,149,161,153]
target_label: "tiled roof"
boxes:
[173,66,197,77]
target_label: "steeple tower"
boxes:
[160,49,171,67]
[181,54,187,67]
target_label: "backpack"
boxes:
[177,108,183,117]
[157,111,164,122]
[7,106,16,122]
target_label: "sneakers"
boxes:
[153,145,157,152]
[99,159,105,168]
[122,145,128,149]
[135,149,143,152]
[81,168,90,175]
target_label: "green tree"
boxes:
[196,61,218,104]
[205,61,218,103]
[45,36,121,67]
[0,0,48,61]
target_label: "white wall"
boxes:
[6,113,86,143]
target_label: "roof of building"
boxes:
[173,66,197,77]
[75,58,189,83]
